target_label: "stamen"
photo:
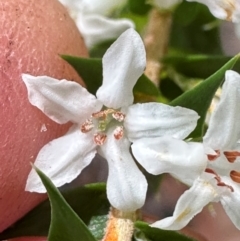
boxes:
[80,119,94,133]
[92,110,106,119]
[205,168,221,182]
[94,133,107,146]
[224,151,240,163]
[112,111,125,122]
[217,182,234,192]
[205,168,234,192]
[207,150,220,161]
[113,126,124,140]
[230,170,240,184]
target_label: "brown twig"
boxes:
[144,9,172,86]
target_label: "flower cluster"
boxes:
[147,70,240,230]
[22,26,240,231]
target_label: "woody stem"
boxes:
[102,207,138,241]
[144,8,172,86]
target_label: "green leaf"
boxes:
[170,54,240,138]
[62,55,160,101]
[90,39,115,58]
[40,167,97,241]
[170,1,222,54]
[62,56,102,95]
[128,0,151,15]
[88,214,109,240]
[163,55,240,79]
[135,221,196,241]
[0,181,109,240]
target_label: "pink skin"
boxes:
[0,0,88,237]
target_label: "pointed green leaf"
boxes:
[128,0,151,15]
[0,181,109,240]
[170,54,240,138]
[62,56,102,95]
[35,167,97,241]
[62,55,160,101]
[171,2,222,54]
[163,55,240,79]
[135,221,196,241]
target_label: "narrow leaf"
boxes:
[62,56,102,95]
[170,54,240,138]
[135,221,196,241]
[163,55,240,79]
[35,167,97,241]
[0,182,109,240]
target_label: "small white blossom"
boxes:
[142,70,240,230]
[187,0,240,22]
[58,0,134,48]
[22,29,199,212]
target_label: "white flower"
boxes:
[58,0,134,48]
[22,29,199,212]
[149,0,182,11]
[142,70,240,230]
[186,0,240,22]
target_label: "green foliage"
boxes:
[0,179,109,240]
[128,0,151,15]
[163,55,240,79]
[90,39,115,58]
[170,54,240,138]
[37,167,97,241]
[62,56,102,94]
[170,1,222,54]
[134,222,196,241]
[62,55,160,102]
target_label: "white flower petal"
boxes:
[22,74,102,124]
[151,176,220,230]
[80,0,127,15]
[58,0,82,11]
[25,125,97,192]
[77,14,134,48]
[124,103,199,142]
[99,128,148,211]
[186,0,240,22]
[132,136,207,185]
[204,70,240,150]
[96,28,146,109]
[221,176,240,230]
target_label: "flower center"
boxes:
[80,108,126,146]
[206,150,240,192]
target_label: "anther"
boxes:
[224,151,240,163]
[205,168,221,182]
[230,170,240,184]
[80,119,94,133]
[92,111,106,119]
[113,126,124,140]
[94,133,107,146]
[205,168,234,192]
[217,182,234,192]
[112,112,125,122]
[207,150,220,161]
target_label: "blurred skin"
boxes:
[0,0,88,236]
